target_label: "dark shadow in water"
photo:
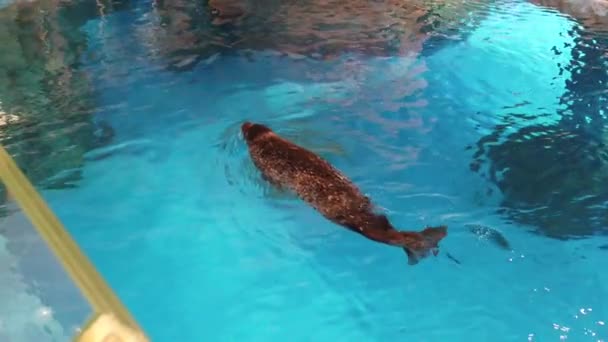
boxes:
[469,21,608,239]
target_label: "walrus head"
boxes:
[241,121,272,142]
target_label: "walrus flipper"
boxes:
[403,248,420,265]
[402,225,448,265]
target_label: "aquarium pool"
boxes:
[3,0,608,340]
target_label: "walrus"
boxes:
[241,121,448,265]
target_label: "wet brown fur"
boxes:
[241,121,447,265]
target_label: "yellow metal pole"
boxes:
[0,145,148,341]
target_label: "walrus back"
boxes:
[247,132,375,223]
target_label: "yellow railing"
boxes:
[0,145,149,342]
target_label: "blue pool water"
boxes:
[5,0,608,340]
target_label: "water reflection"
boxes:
[2,0,608,241]
[0,0,490,194]
[0,0,128,190]
[142,0,491,69]
[531,0,608,31]
[470,5,608,239]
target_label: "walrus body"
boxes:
[241,121,447,265]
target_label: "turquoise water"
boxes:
[7,0,608,340]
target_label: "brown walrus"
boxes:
[241,121,447,265]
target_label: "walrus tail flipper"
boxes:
[402,225,448,265]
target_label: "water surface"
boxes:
[1,0,608,341]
